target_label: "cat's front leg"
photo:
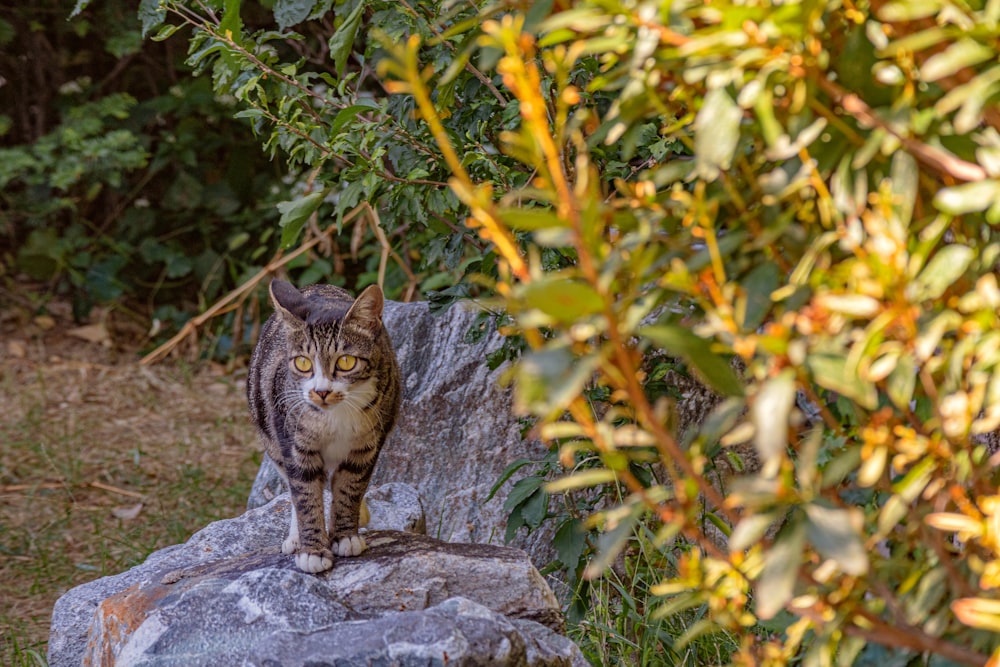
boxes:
[328,463,371,557]
[287,473,333,573]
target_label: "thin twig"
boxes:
[361,204,419,300]
[90,481,144,499]
[816,76,986,182]
[0,482,66,493]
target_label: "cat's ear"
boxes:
[344,284,384,329]
[270,279,310,323]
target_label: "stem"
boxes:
[397,35,528,281]
[815,76,986,183]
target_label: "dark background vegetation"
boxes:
[2,0,292,356]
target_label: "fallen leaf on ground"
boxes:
[111,503,144,521]
[34,315,56,330]
[68,323,111,346]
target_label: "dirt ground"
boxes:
[0,293,262,661]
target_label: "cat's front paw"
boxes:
[332,534,367,557]
[295,550,334,573]
[281,534,300,555]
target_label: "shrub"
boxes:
[141,0,1000,663]
[0,0,290,337]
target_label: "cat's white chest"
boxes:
[316,406,361,468]
[304,377,376,471]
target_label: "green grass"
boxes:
[0,357,260,666]
[567,529,741,667]
[2,623,48,667]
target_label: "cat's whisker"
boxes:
[343,403,376,436]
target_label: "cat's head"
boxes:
[269,279,385,410]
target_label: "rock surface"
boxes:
[248,300,558,564]
[49,491,585,667]
[364,481,426,534]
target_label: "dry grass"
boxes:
[0,299,260,665]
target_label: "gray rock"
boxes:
[49,494,585,667]
[364,481,425,534]
[247,300,557,564]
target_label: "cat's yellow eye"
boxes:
[293,356,313,373]
[336,355,357,372]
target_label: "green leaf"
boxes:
[85,256,127,301]
[694,87,742,180]
[805,353,877,409]
[915,310,962,360]
[503,475,545,513]
[751,369,796,471]
[216,0,244,79]
[878,27,950,58]
[150,23,183,42]
[697,397,746,447]
[804,503,868,576]
[905,567,947,625]
[329,0,366,79]
[892,456,935,502]
[906,244,973,301]
[933,180,1000,216]
[886,353,916,410]
[486,458,537,502]
[0,19,12,48]
[920,39,993,83]
[274,0,313,29]
[220,0,243,41]
[520,484,549,529]
[936,69,1000,134]
[277,191,326,248]
[584,504,642,580]
[521,279,604,324]
[820,445,861,489]
[515,347,601,417]
[741,261,780,330]
[756,518,805,620]
[164,252,193,279]
[890,151,918,228]
[505,505,525,543]
[640,325,744,397]
[876,495,909,537]
[70,0,91,17]
[554,518,587,568]
[729,512,778,553]
[676,619,721,651]
[877,0,942,21]
[498,208,567,231]
[138,0,167,36]
[329,102,378,136]
[545,469,619,492]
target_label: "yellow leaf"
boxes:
[953,597,1000,632]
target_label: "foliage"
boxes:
[0,0,289,344]
[127,0,1000,663]
[126,0,568,306]
[378,2,1000,666]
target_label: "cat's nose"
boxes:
[314,390,330,399]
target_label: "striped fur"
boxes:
[247,280,401,573]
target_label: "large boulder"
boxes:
[248,300,557,564]
[49,492,585,667]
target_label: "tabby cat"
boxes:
[248,279,401,573]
